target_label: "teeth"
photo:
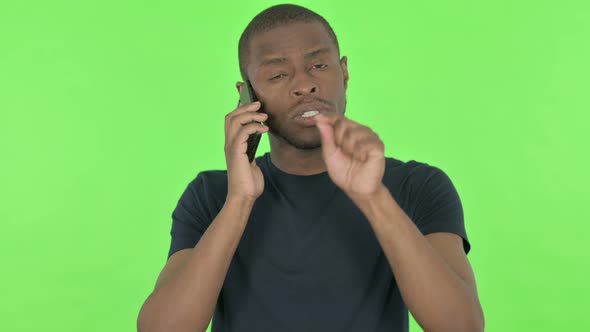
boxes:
[301,110,319,118]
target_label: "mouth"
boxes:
[292,106,331,119]
[292,107,330,127]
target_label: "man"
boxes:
[138,4,484,332]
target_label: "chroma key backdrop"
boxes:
[1,1,588,331]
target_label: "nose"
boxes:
[290,71,318,97]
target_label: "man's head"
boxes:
[237,4,349,150]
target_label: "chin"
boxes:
[270,129,322,150]
[283,134,322,150]
[292,141,322,150]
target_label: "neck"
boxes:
[268,136,327,176]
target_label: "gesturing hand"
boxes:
[314,113,386,200]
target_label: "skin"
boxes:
[237,22,349,176]
[137,21,484,332]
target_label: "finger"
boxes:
[314,113,359,153]
[338,126,366,153]
[315,119,337,157]
[225,102,261,132]
[356,136,385,161]
[314,112,349,133]
[226,112,268,137]
[227,123,269,155]
[231,101,262,117]
[234,111,268,125]
[341,128,369,157]
[238,100,261,111]
[351,136,377,161]
[332,118,359,148]
[234,123,269,146]
[313,111,341,126]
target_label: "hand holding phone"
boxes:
[238,81,264,162]
[224,81,268,201]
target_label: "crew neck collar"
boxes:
[262,152,330,179]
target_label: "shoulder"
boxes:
[183,169,228,206]
[382,157,461,217]
[189,169,228,188]
[383,156,450,188]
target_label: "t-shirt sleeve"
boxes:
[167,173,212,259]
[412,166,471,254]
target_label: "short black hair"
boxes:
[238,4,340,81]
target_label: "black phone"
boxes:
[238,80,263,162]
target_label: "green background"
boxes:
[1,0,588,331]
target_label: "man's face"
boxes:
[245,22,349,150]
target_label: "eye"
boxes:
[269,73,287,81]
[312,64,328,69]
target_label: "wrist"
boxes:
[225,193,257,210]
[347,184,388,203]
[348,185,392,215]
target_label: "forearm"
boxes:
[138,197,254,332]
[351,186,482,332]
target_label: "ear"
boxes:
[236,81,244,94]
[340,56,349,90]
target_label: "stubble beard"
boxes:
[265,99,346,151]
[266,118,322,150]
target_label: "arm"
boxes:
[138,99,269,332]
[313,113,484,331]
[137,197,254,332]
[352,187,484,332]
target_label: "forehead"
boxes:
[249,22,336,63]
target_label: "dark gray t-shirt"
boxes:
[168,152,470,332]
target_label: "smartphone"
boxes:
[238,80,264,162]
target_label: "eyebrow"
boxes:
[304,47,330,60]
[259,57,288,67]
[258,47,331,68]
